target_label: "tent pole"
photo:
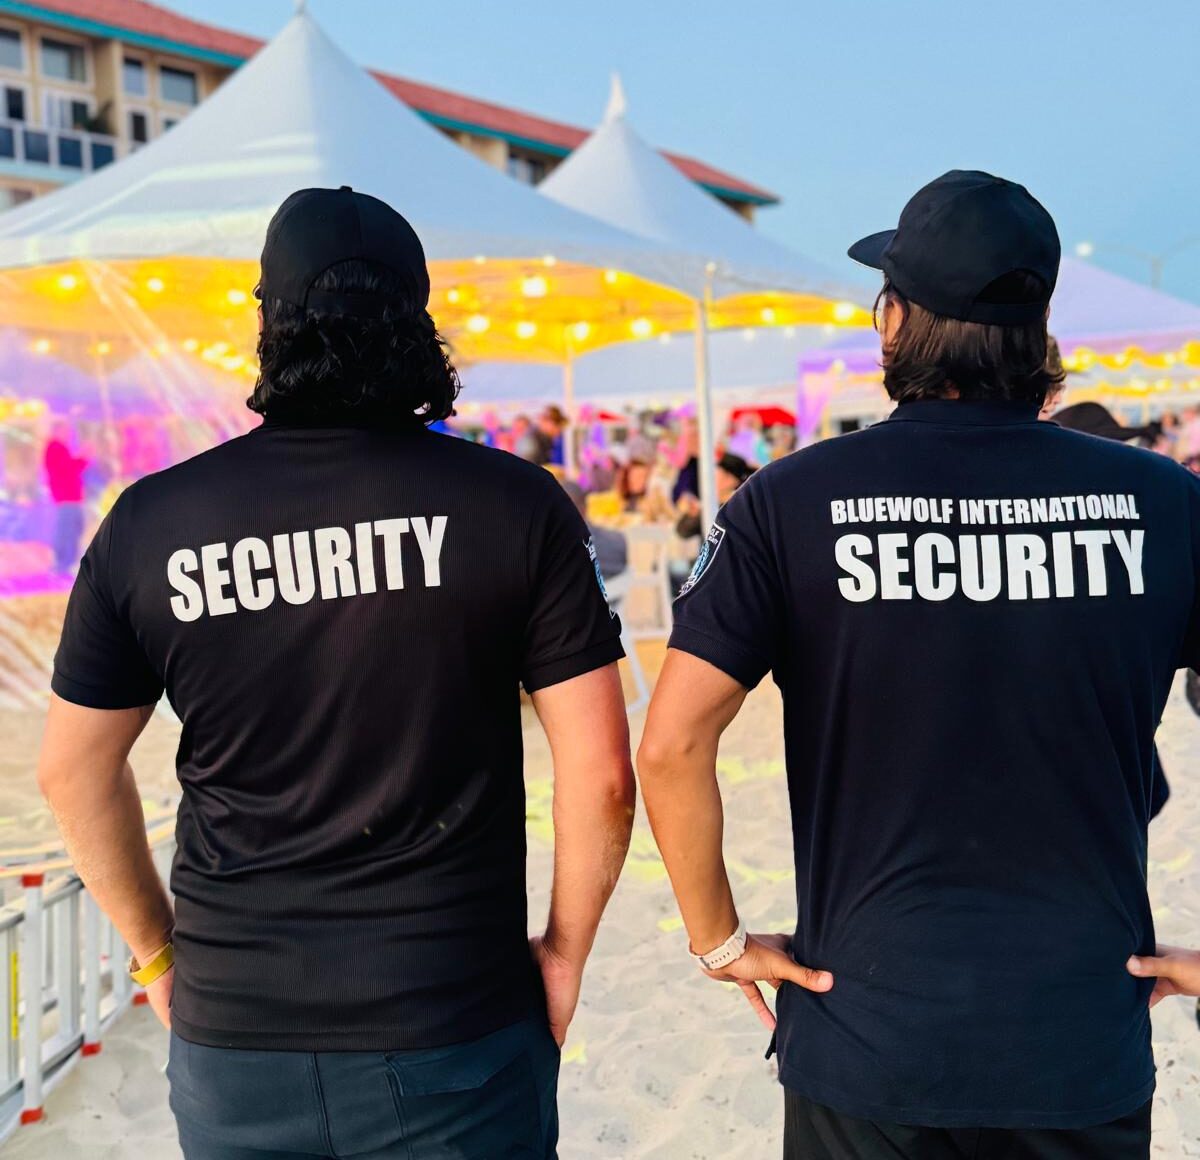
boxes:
[694,282,719,532]
[562,348,577,477]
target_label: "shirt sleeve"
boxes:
[669,476,783,689]
[521,482,625,693]
[51,505,164,710]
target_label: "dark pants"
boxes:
[52,502,83,573]
[167,1018,560,1159]
[784,1091,1151,1160]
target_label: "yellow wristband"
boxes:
[129,942,174,987]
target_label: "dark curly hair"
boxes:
[248,259,460,425]
[877,272,1064,407]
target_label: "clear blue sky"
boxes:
[168,0,1200,301]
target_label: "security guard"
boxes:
[639,170,1200,1159]
[38,187,636,1159]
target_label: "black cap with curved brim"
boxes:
[258,186,430,318]
[1052,401,1158,444]
[848,170,1060,326]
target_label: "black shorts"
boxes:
[783,1091,1151,1160]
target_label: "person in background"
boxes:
[671,420,700,505]
[640,170,1200,1159]
[43,419,88,576]
[670,453,755,593]
[539,405,568,467]
[37,187,635,1160]
[562,479,627,583]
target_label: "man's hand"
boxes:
[530,935,582,1047]
[702,933,832,1031]
[1127,946,1200,1005]
[143,965,173,1030]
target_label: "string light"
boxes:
[542,255,557,267]
[742,328,757,342]
[473,255,487,266]
[226,288,249,307]
[521,276,548,298]
[833,301,857,323]
[56,273,79,292]
[145,276,165,294]
[466,314,490,334]
[760,307,777,325]
[181,338,200,352]
[516,320,538,340]
[630,317,653,339]
[30,338,51,354]
[604,270,620,285]
[446,288,462,305]
[95,341,111,355]
[570,321,591,342]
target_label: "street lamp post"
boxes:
[1074,237,1200,288]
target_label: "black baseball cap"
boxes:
[848,170,1060,325]
[258,186,430,317]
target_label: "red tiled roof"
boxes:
[27,0,262,59]
[26,0,779,204]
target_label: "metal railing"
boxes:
[0,117,122,176]
[0,808,175,1144]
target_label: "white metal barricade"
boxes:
[0,812,175,1144]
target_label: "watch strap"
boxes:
[129,941,174,987]
[690,921,748,972]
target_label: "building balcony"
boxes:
[0,118,123,186]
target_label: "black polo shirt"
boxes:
[671,399,1199,1129]
[52,422,623,1051]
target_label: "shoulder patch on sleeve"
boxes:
[676,522,726,599]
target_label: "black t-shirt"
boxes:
[671,399,1200,1129]
[52,422,623,1051]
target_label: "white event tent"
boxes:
[539,76,869,524]
[0,6,718,375]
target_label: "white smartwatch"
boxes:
[690,920,748,971]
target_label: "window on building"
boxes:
[506,152,547,185]
[159,66,198,106]
[122,57,147,97]
[128,110,149,145]
[0,28,23,72]
[40,38,86,84]
[44,93,90,131]
[4,86,24,122]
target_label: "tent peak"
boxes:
[604,73,627,123]
[294,0,309,11]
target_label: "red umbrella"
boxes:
[730,405,796,427]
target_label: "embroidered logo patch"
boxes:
[586,537,617,616]
[677,522,726,599]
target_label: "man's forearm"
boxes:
[544,765,635,966]
[639,741,739,954]
[43,762,173,963]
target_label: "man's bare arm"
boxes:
[37,694,174,1023]
[638,649,831,1029]
[529,662,635,1043]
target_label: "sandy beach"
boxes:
[2,627,1198,1157]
